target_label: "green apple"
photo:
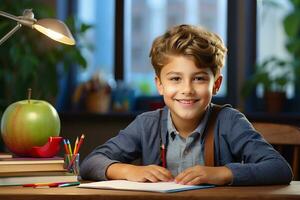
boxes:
[1,100,60,156]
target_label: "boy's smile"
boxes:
[155,55,222,136]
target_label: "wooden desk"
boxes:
[1,181,300,200]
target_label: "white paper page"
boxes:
[79,180,213,193]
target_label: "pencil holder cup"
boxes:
[64,153,80,175]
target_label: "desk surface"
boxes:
[1,181,300,200]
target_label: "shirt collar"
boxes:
[167,105,211,141]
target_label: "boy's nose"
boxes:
[181,81,194,95]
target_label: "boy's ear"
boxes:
[213,75,223,95]
[155,76,164,95]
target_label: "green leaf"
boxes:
[290,0,300,7]
[80,23,93,33]
[283,13,300,37]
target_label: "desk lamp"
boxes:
[0,9,75,45]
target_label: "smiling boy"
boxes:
[80,24,292,185]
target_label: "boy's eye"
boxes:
[170,77,181,81]
[194,76,206,81]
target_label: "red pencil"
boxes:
[74,134,85,155]
[63,139,70,154]
[23,182,65,188]
[161,144,166,168]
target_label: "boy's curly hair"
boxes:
[149,24,227,77]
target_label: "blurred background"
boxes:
[0,0,299,163]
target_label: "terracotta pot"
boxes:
[85,91,111,113]
[264,91,286,113]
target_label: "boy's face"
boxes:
[155,55,222,124]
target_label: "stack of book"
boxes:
[0,155,78,186]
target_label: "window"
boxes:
[77,0,228,97]
[124,0,228,96]
[77,0,115,84]
[256,0,293,98]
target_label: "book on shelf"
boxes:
[0,170,70,177]
[0,173,78,186]
[0,156,64,163]
[0,156,65,174]
[0,153,12,159]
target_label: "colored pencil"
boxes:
[63,139,70,154]
[67,139,72,156]
[58,182,80,187]
[74,134,85,155]
[161,144,166,168]
[23,182,65,188]
[73,137,79,155]
[68,134,85,170]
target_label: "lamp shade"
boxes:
[33,18,75,45]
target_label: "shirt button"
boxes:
[183,150,188,156]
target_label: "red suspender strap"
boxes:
[204,104,223,167]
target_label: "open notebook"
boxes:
[78,180,214,193]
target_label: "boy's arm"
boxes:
[175,108,292,186]
[80,115,144,181]
[221,109,293,185]
[106,163,173,182]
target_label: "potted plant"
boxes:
[242,57,293,113]
[0,0,92,111]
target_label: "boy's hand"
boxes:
[126,165,174,182]
[175,166,233,185]
[107,163,173,182]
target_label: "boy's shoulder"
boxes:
[211,105,251,135]
[215,104,246,121]
[136,108,164,120]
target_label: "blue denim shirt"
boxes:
[166,108,208,176]
[80,104,293,185]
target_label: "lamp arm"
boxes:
[0,10,36,27]
[0,11,20,21]
[0,23,22,45]
[0,10,37,45]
